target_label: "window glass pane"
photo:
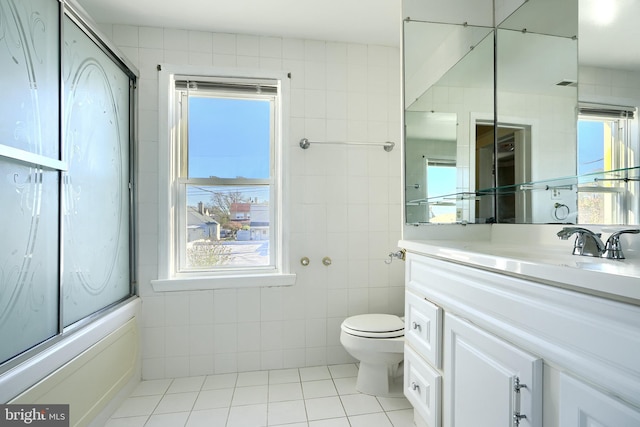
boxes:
[184,185,270,269]
[188,96,271,179]
[427,164,457,222]
[62,17,131,326]
[0,159,59,364]
[0,0,60,159]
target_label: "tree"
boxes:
[208,190,247,226]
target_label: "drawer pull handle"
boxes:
[412,322,421,331]
[513,412,527,426]
[411,382,420,391]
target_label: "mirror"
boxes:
[404,20,494,224]
[403,0,640,225]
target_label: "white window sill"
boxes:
[150,273,297,292]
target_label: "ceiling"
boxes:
[74,0,402,47]
[74,0,639,70]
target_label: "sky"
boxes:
[186,96,271,206]
[577,120,605,175]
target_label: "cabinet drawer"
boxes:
[405,344,442,427]
[405,290,442,368]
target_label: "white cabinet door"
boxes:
[560,373,640,426]
[444,313,543,427]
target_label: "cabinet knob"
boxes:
[412,321,421,331]
[411,382,420,392]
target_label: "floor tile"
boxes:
[308,418,350,427]
[270,423,308,427]
[300,366,331,381]
[104,416,148,427]
[268,400,307,425]
[304,396,346,421]
[129,379,172,397]
[333,377,358,395]
[203,373,238,390]
[269,382,303,402]
[302,379,338,399]
[185,408,228,427]
[167,376,205,393]
[232,385,268,406]
[111,395,162,418]
[193,388,234,410]
[376,396,413,412]
[269,368,301,384]
[328,364,358,379]
[386,408,415,427]
[237,370,269,386]
[145,411,190,427]
[154,392,198,414]
[340,393,384,416]
[226,403,268,427]
[348,412,393,427]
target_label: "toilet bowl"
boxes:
[340,313,404,397]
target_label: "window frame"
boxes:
[154,65,295,291]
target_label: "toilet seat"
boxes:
[342,314,404,338]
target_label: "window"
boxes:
[577,105,637,224]
[156,67,294,289]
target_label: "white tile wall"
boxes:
[103,23,404,379]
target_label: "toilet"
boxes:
[340,313,404,397]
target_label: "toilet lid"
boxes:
[342,314,404,338]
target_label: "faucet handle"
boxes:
[604,229,640,260]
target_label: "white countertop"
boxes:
[400,238,640,305]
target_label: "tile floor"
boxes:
[106,364,415,427]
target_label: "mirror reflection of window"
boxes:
[426,160,457,223]
[577,106,636,224]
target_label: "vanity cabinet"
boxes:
[403,249,640,427]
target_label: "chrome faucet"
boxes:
[603,229,640,260]
[556,227,606,257]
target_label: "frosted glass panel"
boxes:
[0,0,60,364]
[0,160,60,364]
[0,0,60,158]
[62,17,131,326]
